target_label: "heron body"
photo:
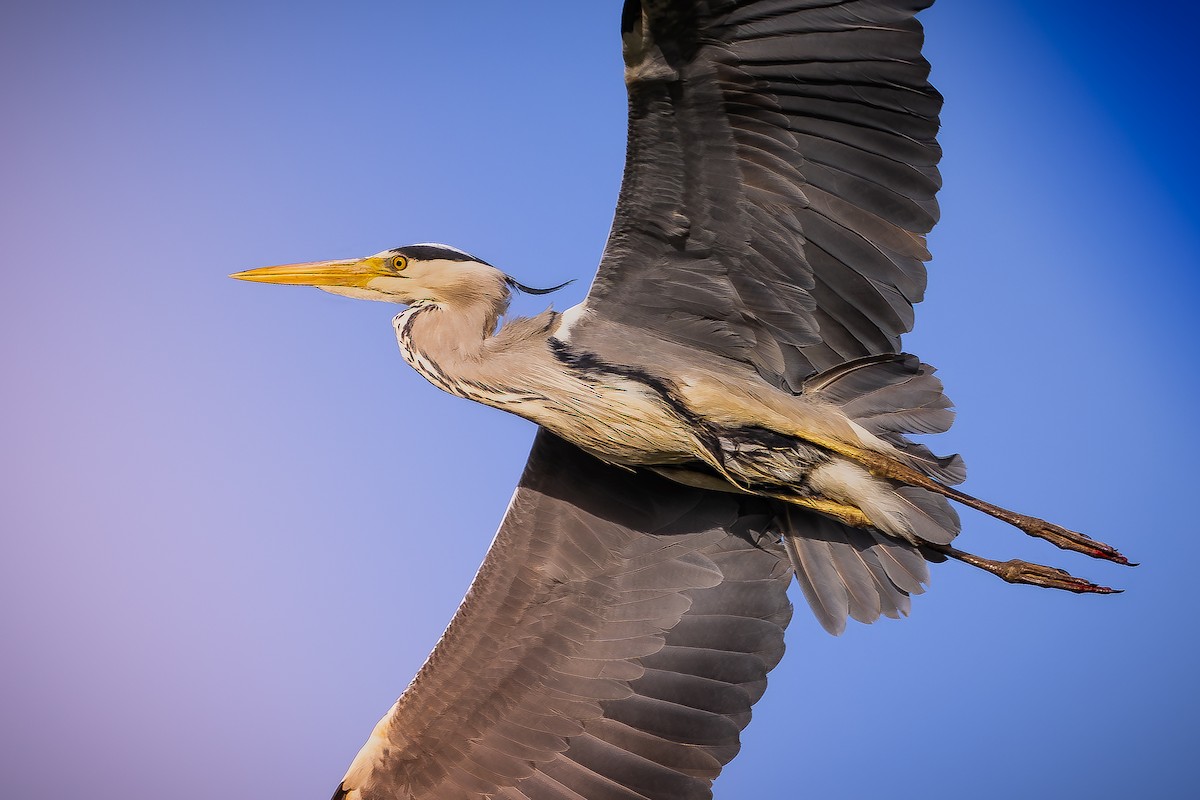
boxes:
[378,248,959,549]
[233,2,1130,798]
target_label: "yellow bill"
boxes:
[230,258,383,289]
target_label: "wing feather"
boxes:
[574,0,942,385]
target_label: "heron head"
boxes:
[231,243,508,306]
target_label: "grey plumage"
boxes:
[582,0,942,391]
[339,434,792,800]
[231,1,1129,798]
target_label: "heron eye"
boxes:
[392,255,408,271]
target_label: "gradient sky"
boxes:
[2,2,1197,798]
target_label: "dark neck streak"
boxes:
[397,300,482,397]
[396,299,546,408]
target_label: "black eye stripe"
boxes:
[390,244,491,266]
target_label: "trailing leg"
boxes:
[842,446,1131,565]
[797,352,1131,566]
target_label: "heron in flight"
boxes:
[234,2,1129,798]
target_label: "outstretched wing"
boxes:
[333,432,794,800]
[336,3,948,796]
[570,0,942,391]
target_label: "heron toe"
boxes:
[1012,515,1132,565]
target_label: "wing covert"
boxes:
[573,0,943,390]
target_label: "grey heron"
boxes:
[233,2,1130,798]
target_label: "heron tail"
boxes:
[778,505,934,635]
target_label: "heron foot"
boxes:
[1009,515,1133,566]
[928,544,1121,594]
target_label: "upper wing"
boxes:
[333,431,794,800]
[571,0,942,390]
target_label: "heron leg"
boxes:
[651,466,877,529]
[767,488,1121,594]
[766,481,1123,594]
[923,543,1121,594]
[769,496,874,529]
[803,438,1131,566]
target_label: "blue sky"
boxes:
[2,2,1197,798]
